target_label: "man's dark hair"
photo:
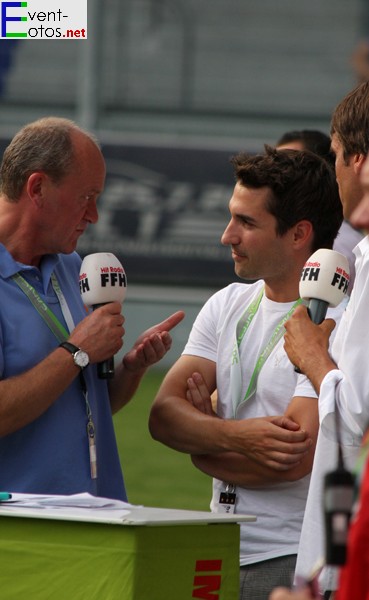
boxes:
[231,146,343,252]
[330,80,369,162]
[276,129,335,167]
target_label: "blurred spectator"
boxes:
[276,129,363,293]
[351,39,369,84]
[276,130,335,164]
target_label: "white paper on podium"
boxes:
[4,492,134,510]
[0,493,256,526]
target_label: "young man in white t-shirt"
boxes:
[149,146,346,600]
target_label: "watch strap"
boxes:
[59,341,80,355]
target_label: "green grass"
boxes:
[113,369,212,510]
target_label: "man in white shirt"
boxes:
[282,81,369,599]
[149,146,346,600]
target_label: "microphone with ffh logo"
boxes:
[293,249,350,375]
[299,248,350,324]
[79,253,127,379]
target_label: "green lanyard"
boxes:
[12,272,98,480]
[230,286,302,417]
[12,273,69,341]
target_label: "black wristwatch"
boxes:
[59,341,90,370]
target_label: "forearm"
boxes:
[150,395,313,473]
[151,356,313,468]
[108,360,148,414]
[191,450,313,487]
[298,351,337,395]
[0,348,81,436]
[284,307,338,394]
[149,395,231,454]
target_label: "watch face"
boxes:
[74,350,89,369]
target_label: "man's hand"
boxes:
[185,372,311,470]
[284,305,336,392]
[108,310,185,413]
[69,301,125,363]
[186,372,217,416]
[123,310,185,373]
[269,586,317,600]
[230,415,312,471]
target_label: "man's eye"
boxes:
[242,219,255,227]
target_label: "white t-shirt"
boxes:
[183,279,346,566]
[295,235,369,591]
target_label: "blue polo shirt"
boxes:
[0,244,126,500]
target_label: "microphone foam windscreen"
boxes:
[299,249,350,307]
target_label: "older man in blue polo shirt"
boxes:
[0,117,183,500]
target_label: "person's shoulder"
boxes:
[335,220,364,253]
[208,280,264,308]
[357,234,369,255]
[211,279,263,302]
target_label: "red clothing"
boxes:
[336,457,369,600]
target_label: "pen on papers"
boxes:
[0,492,12,501]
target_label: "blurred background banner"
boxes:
[0,0,367,143]
[0,0,367,288]
[77,141,237,288]
[0,0,366,333]
[0,0,367,357]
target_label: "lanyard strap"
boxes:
[11,272,97,480]
[12,273,69,342]
[230,287,302,417]
[50,273,76,334]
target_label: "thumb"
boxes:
[269,415,300,431]
[321,318,336,336]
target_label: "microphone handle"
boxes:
[97,356,115,379]
[307,298,329,325]
[93,303,115,380]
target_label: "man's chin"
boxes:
[61,241,78,255]
[235,268,259,282]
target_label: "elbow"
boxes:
[148,403,163,442]
[282,462,313,483]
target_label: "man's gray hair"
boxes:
[0,116,100,201]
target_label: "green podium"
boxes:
[0,495,256,600]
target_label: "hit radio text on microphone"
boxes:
[79,253,127,379]
[299,248,350,324]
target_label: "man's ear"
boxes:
[353,153,367,176]
[26,172,45,207]
[293,220,313,249]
